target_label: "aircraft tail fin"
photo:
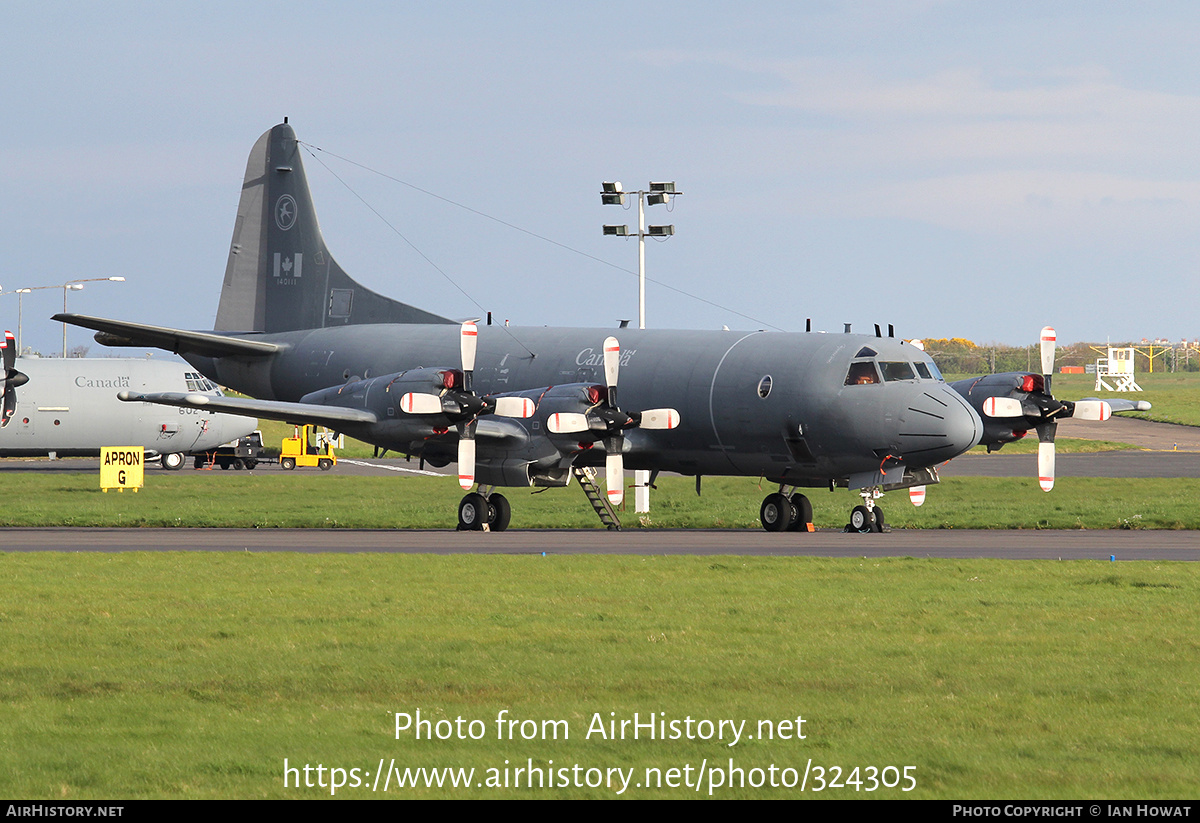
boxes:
[215,122,453,333]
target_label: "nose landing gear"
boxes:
[845,487,887,533]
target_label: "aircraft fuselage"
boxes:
[0,358,257,459]
[189,324,981,487]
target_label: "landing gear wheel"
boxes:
[786,493,814,532]
[318,458,333,471]
[281,457,296,470]
[487,493,512,532]
[458,492,488,531]
[760,493,792,532]
[850,505,875,533]
[872,505,887,533]
[161,452,184,471]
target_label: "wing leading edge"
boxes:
[118,391,376,428]
[54,313,282,359]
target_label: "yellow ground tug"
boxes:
[280,425,339,471]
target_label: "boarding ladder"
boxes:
[572,466,621,531]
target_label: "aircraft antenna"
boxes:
[298,141,786,332]
[301,147,537,359]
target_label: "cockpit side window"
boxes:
[914,362,932,380]
[880,361,917,381]
[845,361,880,386]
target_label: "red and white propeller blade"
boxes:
[1073,400,1112,421]
[909,485,926,507]
[547,412,589,434]
[982,397,1023,418]
[603,337,620,398]
[1038,441,1055,492]
[460,322,477,373]
[606,452,624,506]
[638,408,680,430]
[458,436,476,490]
[493,396,535,418]
[1040,326,1056,389]
[399,393,443,414]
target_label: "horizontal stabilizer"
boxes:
[118,391,377,427]
[55,314,282,359]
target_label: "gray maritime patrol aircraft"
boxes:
[56,122,1143,531]
[0,331,258,467]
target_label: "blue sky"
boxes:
[4,2,1199,354]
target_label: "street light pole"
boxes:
[601,181,680,512]
[59,277,125,357]
[16,289,29,354]
[62,284,83,357]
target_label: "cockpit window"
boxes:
[925,360,945,381]
[880,361,917,381]
[855,346,878,358]
[914,362,933,380]
[845,361,880,386]
[184,371,218,392]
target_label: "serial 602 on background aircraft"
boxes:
[56,122,1134,532]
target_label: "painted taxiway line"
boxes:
[337,459,444,476]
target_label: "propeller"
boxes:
[972,326,1112,492]
[0,331,28,427]
[545,335,680,506]
[397,322,534,490]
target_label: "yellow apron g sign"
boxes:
[100,447,144,493]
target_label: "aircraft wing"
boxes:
[54,313,282,359]
[118,391,378,427]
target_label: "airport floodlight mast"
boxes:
[0,288,37,354]
[602,181,681,512]
[601,181,680,331]
[17,277,128,357]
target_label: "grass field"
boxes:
[3,376,1197,800]
[4,473,1200,530]
[1,553,1197,799]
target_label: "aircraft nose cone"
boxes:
[942,385,982,457]
[898,385,981,465]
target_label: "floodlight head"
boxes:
[602,182,623,193]
[601,193,627,206]
[646,192,668,206]
[603,225,630,236]
[649,182,676,193]
[647,225,675,237]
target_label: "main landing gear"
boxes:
[844,487,887,534]
[457,487,512,532]
[759,486,815,532]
